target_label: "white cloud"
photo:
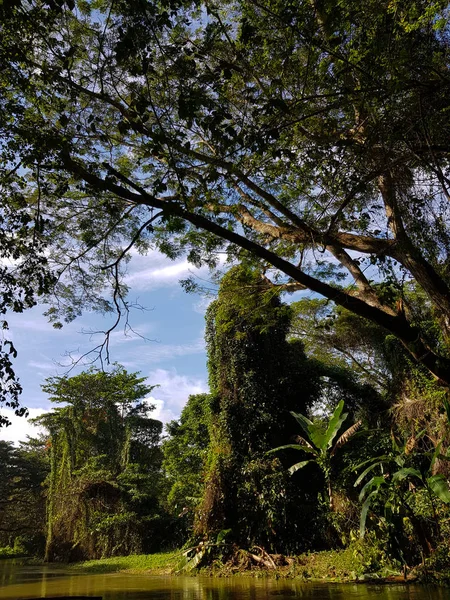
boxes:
[124,249,209,291]
[12,317,55,332]
[146,368,208,424]
[193,295,214,315]
[120,336,206,367]
[0,407,50,446]
[28,360,58,371]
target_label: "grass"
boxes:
[70,550,179,574]
[291,537,402,582]
[0,546,25,559]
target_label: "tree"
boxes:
[162,393,213,522]
[1,0,450,387]
[36,365,164,561]
[196,265,320,551]
[0,439,48,553]
[290,299,394,394]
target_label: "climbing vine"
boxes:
[197,266,320,552]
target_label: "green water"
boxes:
[0,559,446,600]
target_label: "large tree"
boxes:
[36,366,163,561]
[0,439,48,553]
[1,0,450,385]
[195,265,320,551]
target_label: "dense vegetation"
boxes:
[1,265,450,580]
[1,0,450,581]
[1,0,450,426]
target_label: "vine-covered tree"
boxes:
[36,366,164,561]
[196,265,320,551]
[1,0,450,392]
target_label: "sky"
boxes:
[0,248,217,445]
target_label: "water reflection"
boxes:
[0,560,447,600]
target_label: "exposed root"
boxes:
[224,546,291,573]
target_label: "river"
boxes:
[0,559,447,600]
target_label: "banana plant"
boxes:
[355,434,450,542]
[270,400,361,510]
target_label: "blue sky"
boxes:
[0,248,216,445]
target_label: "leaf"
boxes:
[443,398,450,424]
[427,474,450,504]
[430,441,443,471]
[359,476,385,502]
[360,490,378,538]
[354,460,385,487]
[353,454,391,472]
[331,420,361,455]
[182,548,205,571]
[216,528,231,544]
[324,400,348,450]
[294,434,314,449]
[288,460,314,475]
[391,467,422,482]
[290,411,314,439]
[267,444,317,455]
[308,423,328,451]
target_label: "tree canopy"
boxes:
[1,0,450,396]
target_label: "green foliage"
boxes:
[0,439,48,554]
[0,546,19,558]
[0,0,449,392]
[297,533,398,579]
[162,393,213,524]
[290,299,393,395]
[271,401,361,510]
[355,432,450,562]
[196,265,321,552]
[37,365,164,561]
[176,530,232,573]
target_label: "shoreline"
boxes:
[62,550,449,586]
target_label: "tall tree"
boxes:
[1,0,450,386]
[163,393,213,523]
[36,366,163,561]
[196,265,319,551]
[0,439,48,553]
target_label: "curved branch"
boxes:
[59,153,450,384]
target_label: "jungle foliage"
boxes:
[2,266,450,575]
[35,366,167,561]
[1,0,450,575]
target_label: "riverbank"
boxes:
[58,544,449,586]
[67,547,407,582]
[0,547,26,560]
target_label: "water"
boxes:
[0,559,446,600]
